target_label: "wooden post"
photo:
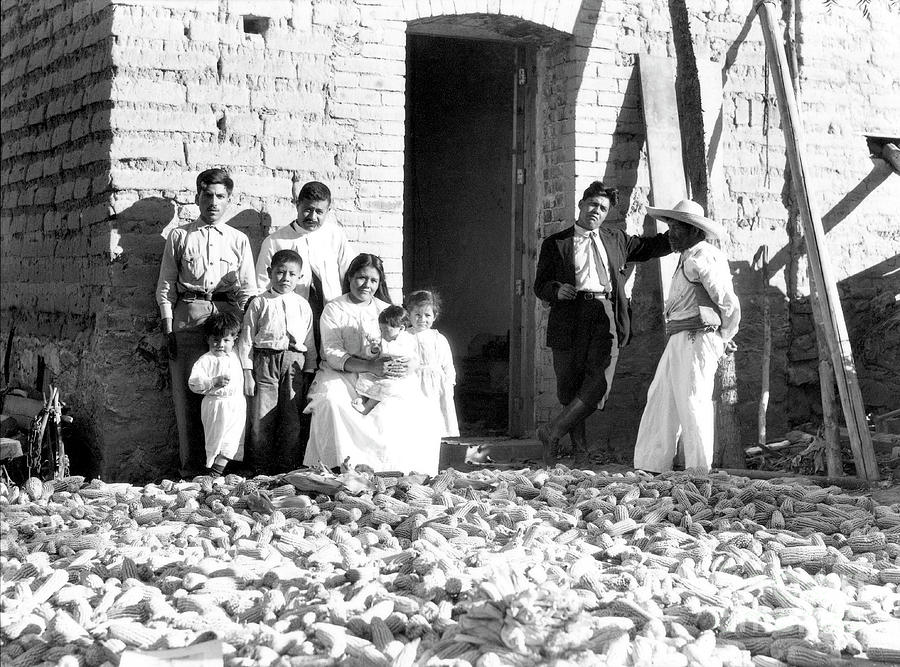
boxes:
[714,354,745,468]
[639,55,689,470]
[639,54,687,301]
[752,246,771,447]
[810,288,844,477]
[754,0,879,480]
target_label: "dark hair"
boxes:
[342,253,391,303]
[203,310,242,339]
[196,168,234,195]
[404,290,441,318]
[378,305,408,328]
[580,180,618,207]
[270,248,303,270]
[296,181,332,204]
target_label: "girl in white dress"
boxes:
[353,305,420,414]
[303,254,441,474]
[188,311,246,476]
[405,290,460,437]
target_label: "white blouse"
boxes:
[318,294,390,371]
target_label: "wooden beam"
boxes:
[639,54,686,302]
[752,246,771,448]
[716,468,874,490]
[883,143,900,175]
[754,0,880,481]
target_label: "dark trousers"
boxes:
[551,297,619,409]
[169,330,208,477]
[249,348,308,473]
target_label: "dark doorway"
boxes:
[404,35,518,434]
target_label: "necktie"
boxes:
[589,231,608,290]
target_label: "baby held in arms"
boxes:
[352,305,419,415]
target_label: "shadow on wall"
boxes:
[86,197,268,482]
[840,253,900,414]
[762,162,894,280]
[585,67,668,452]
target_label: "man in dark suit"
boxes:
[534,180,673,465]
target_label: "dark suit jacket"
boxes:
[534,225,672,349]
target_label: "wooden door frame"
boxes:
[509,44,537,437]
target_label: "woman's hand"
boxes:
[376,356,408,378]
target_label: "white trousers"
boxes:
[633,330,724,473]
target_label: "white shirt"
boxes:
[255,219,353,302]
[665,241,741,342]
[238,289,316,371]
[318,294,390,371]
[573,225,611,292]
[188,351,245,398]
[156,218,256,321]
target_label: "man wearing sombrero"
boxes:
[534,181,673,466]
[633,199,741,473]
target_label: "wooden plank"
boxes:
[756,0,879,481]
[638,54,686,301]
[813,288,844,476]
[752,246,772,447]
[0,438,23,461]
[509,45,537,438]
[717,468,874,490]
[697,58,745,469]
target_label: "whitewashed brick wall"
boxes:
[2,0,897,479]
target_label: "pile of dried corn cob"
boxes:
[1,467,899,667]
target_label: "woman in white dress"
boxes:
[303,254,441,474]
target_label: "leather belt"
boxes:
[577,291,609,300]
[180,291,232,302]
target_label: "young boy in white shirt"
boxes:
[239,249,316,472]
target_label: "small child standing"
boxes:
[239,249,316,473]
[188,311,246,476]
[352,305,419,415]
[405,290,459,437]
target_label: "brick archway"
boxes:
[402,2,580,37]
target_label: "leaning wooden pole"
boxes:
[754,0,879,480]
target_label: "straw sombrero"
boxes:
[646,199,724,240]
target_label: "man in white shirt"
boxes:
[534,181,673,466]
[156,168,255,477]
[255,181,353,326]
[633,199,741,473]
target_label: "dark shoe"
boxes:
[537,399,595,468]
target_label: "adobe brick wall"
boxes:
[1,0,897,480]
[1,0,116,474]
[784,1,900,422]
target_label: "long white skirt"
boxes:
[303,367,442,475]
[201,394,246,468]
